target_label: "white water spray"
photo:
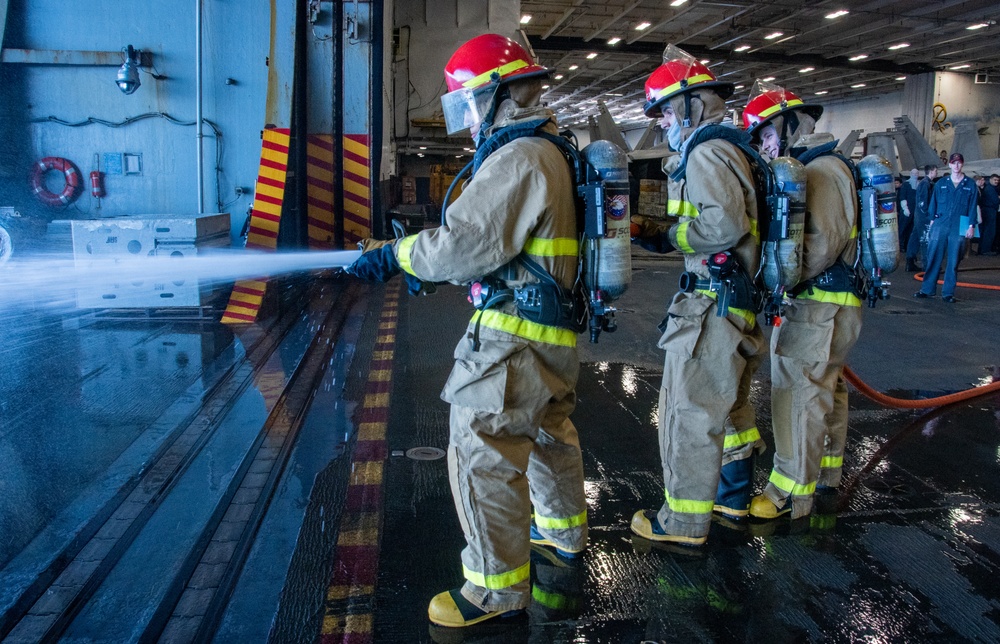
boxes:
[0,249,361,312]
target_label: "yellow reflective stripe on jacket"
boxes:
[396,235,419,276]
[463,562,530,590]
[654,73,715,101]
[695,289,757,328]
[769,470,816,496]
[850,225,858,239]
[723,427,761,449]
[797,288,862,307]
[534,509,587,530]
[463,59,529,89]
[471,309,577,347]
[665,491,715,515]
[523,236,579,257]
[759,98,804,120]
[667,199,698,219]
[821,455,843,468]
[675,221,694,253]
[749,218,759,240]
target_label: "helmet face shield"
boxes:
[441,82,498,135]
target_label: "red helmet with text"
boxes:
[742,79,824,135]
[441,34,549,134]
[643,44,734,117]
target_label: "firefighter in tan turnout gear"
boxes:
[347,34,587,628]
[629,44,766,546]
[742,80,863,520]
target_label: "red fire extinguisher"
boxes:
[90,170,104,198]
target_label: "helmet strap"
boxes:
[682,92,693,128]
[473,82,509,148]
[780,110,800,155]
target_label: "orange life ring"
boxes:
[31,156,82,207]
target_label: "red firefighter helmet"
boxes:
[742,79,824,135]
[444,34,549,92]
[643,44,734,117]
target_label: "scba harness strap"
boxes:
[465,118,589,350]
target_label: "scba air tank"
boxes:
[581,140,632,301]
[761,156,806,292]
[857,154,900,273]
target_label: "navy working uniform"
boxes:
[917,174,977,300]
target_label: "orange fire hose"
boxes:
[843,366,1000,409]
[844,266,1000,407]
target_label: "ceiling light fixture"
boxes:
[761,76,775,82]
[635,22,651,31]
[825,10,849,19]
[888,43,910,50]
[851,83,866,88]
[764,31,784,40]
[700,59,710,64]
[608,37,622,45]
[733,84,744,90]
[896,76,907,81]
[520,15,531,24]
[669,0,688,6]
[967,23,989,30]
[949,64,970,70]
[419,146,427,150]
[848,54,868,61]
[734,45,751,52]
[586,52,598,59]
[815,90,829,95]
[799,67,814,73]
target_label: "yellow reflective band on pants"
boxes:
[769,469,816,496]
[667,199,698,219]
[534,509,587,530]
[470,309,577,347]
[695,289,757,328]
[532,586,576,610]
[675,221,694,253]
[463,562,530,591]
[797,288,862,307]
[724,426,761,449]
[665,491,715,515]
[821,455,843,468]
[395,234,419,276]
[522,236,579,257]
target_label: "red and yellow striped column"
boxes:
[307,134,337,249]
[221,127,290,324]
[320,285,399,643]
[343,134,371,246]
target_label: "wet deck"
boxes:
[1,252,999,642]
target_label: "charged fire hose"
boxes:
[845,266,1000,408]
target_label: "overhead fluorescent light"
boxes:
[848,54,868,61]
[417,153,424,157]
[554,74,564,80]
[520,15,531,24]
[542,85,550,89]
[733,84,744,90]
[669,0,688,6]
[949,64,970,70]
[764,31,784,40]
[608,37,622,45]
[635,22,651,31]
[896,76,907,81]
[888,43,910,50]
[700,59,710,64]
[761,76,775,82]
[967,23,989,30]
[815,90,829,95]
[586,52,598,59]
[568,64,579,71]
[799,67,815,73]
[419,146,427,150]
[825,10,849,19]
[851,83,866,88]
[734,45,751,52]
